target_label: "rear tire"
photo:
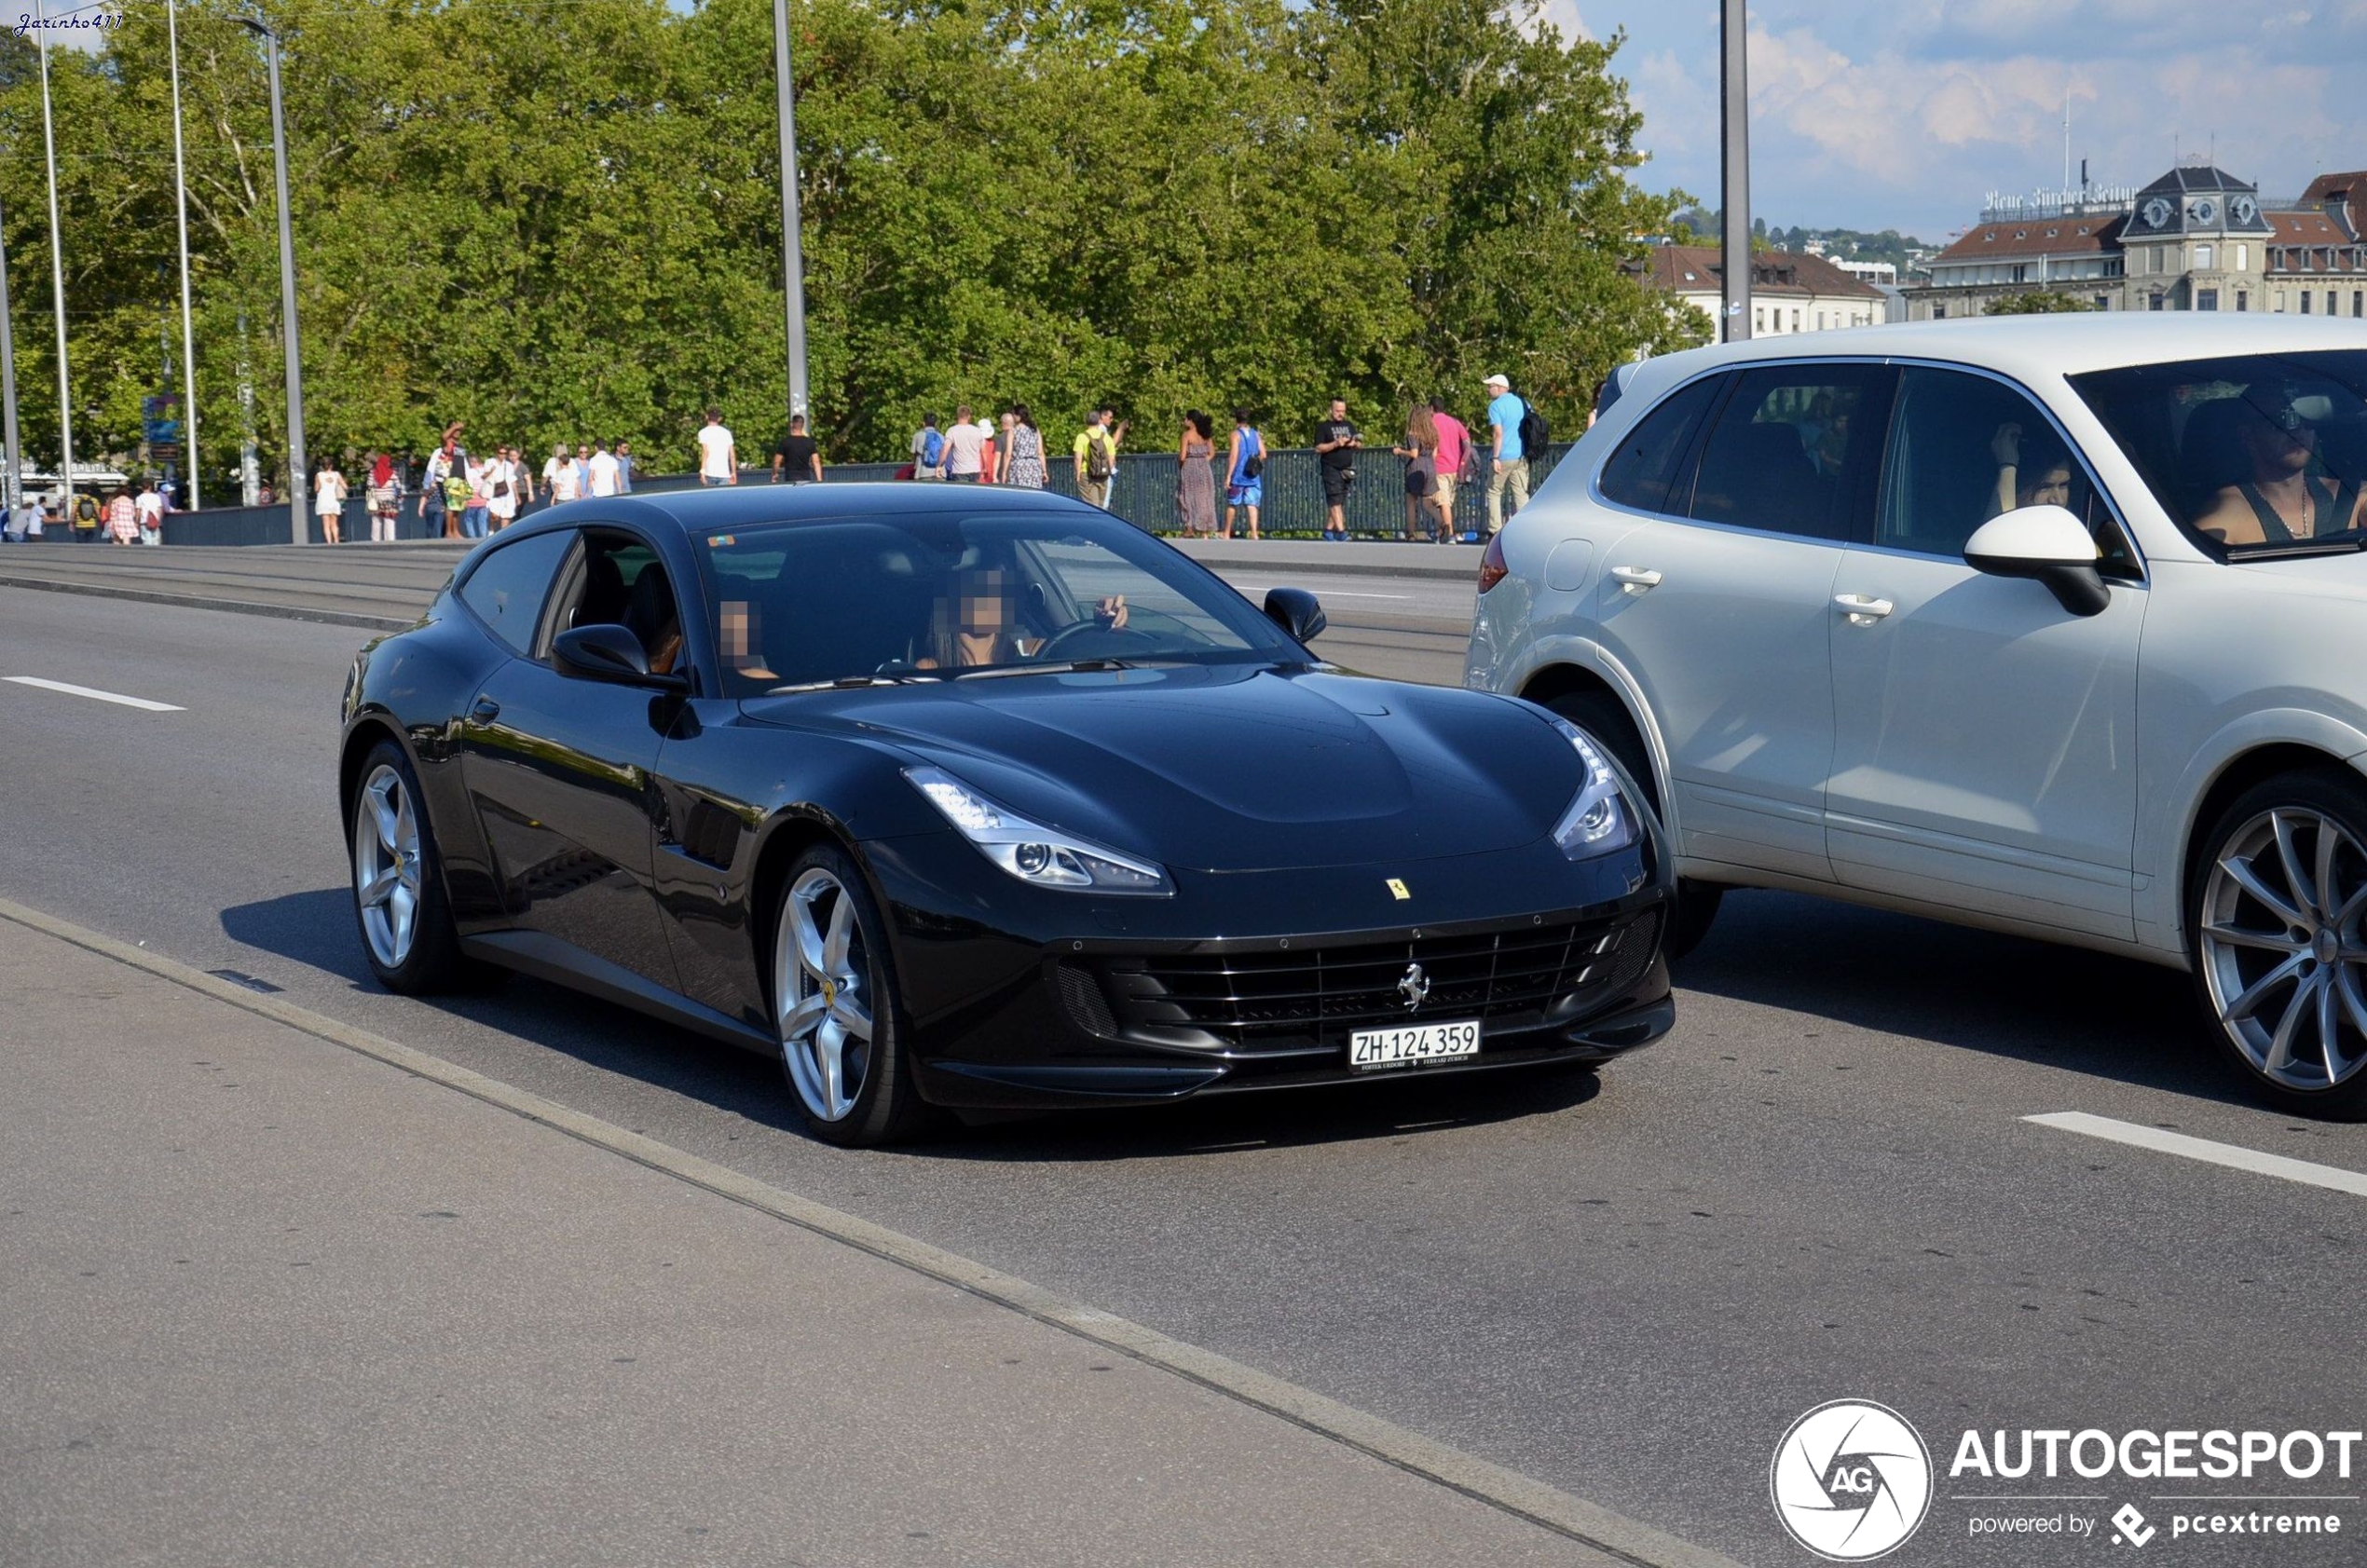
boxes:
[349,741,472,994]
[1544,688,1723,961]
[2188,769,2367,1119]
[772,844,932,1147]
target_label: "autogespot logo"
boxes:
[1772,1400,1935,1561]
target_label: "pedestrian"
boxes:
[1176,410,1218,536]
[977,412,998,487]
[420,425,463,539]
[1429,396,1471,542]
[697,406,738,486]
[1074,406,1124,509]
[542,442,581,505]
[587,438,623,498]
[910,414,946,480]
[456,453,489,539]
[1484,373,1531,535]
[103,486,139,545]
[134,476,165,546]
[1393,406,1446,543]
[486,447,521,532]
[771,415,822,483]
[1224,409,1264,540]
[1002,404,1047,490]
[313,459,348,544]
[3,491,37,542]
[365,452,399,541]
[72,488,103,542]
[941,403,986,483]
[1314,398,1361,539]
[613,440,636,494]
[993,410,1018,484]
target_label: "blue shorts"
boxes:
[1228,480,1263,508]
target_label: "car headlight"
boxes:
[905,765,1172,895]
[1546,716,1639,859]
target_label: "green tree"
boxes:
[1986,291,2093,315]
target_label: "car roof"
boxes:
[1631,312,2367,393]
[492,482,1105,547]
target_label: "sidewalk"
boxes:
[0,917,1632,1568]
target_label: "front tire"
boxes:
[2190,770,2367,1119]
[773,844,930,1147]
[1545,688,1723,961]
[349,741,471,993]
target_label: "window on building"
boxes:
[2302,291,2312,314]
[2196,245,2214,270]
[1933,304,1948,320]
[2094,294,2113,311]
[2275,291,2286,312]
[2150,293,2166,311]
[2237,291,2249,312]
[2197,289,2219,311]
[2237,244,2249,271]
[2355,291,2363,318]
[2012,264,2029,283]
[1688,362,1895,541]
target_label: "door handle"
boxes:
[1833,593,1895,623]
[1608,566,1662,592]
[470,696,501,723]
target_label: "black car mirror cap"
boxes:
[1264,587,1327,643]
[1963,505,2112,619]
[553,624,691,690]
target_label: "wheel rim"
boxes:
[776,867,875,1123]
[353,763,422,970]
[2199,805,2367,1091]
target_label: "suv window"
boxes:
[1881,368,2140,574]
[457,530,573,655]
[542,531,688,674]
[1597,375,1720,515]
[1688,363,1893,541]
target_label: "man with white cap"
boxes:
[1484,372,1530,535]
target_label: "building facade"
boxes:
[1630,245,1887,337]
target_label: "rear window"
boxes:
[1597,375,1720,515]
[457,530,571,654]
[1687,363,1893,541]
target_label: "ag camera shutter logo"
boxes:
[1771,1400,1934,1561]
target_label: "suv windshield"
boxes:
[696,511,1298,696]
[2070,349,2367,558]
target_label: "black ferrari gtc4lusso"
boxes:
[338,484,1674,1144]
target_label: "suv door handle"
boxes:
[1608,566,1662,591]
[470,696,501,723]
[1833,593,1895,622]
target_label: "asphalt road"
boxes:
[5,585,2364,1566]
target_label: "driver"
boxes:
[918,566,1128,669]
[2193,387,2366,546]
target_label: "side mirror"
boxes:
[553,623,688,690]
[1264,587,1327,643]
[1963,505,2111,618]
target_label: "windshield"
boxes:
[696,511,1299,696]
[2070,349,2367,558]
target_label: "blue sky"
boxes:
[1546,0,2367,242]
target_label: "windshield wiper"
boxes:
[764,673,943,695]
[2225,536,2367,562]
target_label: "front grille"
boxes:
[1074,909,1662,1053]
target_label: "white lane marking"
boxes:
[4,676,184,713]
[2026,1111,2367,1198]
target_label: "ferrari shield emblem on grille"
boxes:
[1386,878,1411,900]
[1398,962,1430,1011]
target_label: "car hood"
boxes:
[739,663,1580,872]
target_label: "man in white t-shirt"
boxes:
[940,402,985,482]
[587,439,622,498]
[134,480,166,546]
[542,442,582,504]
[697,407,737,485]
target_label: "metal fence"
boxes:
[15,442,1573,547]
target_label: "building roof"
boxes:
[1631,245,1884,300]
[2300,170,2367,208]
[2137,163,2256,198]
[2268,210,2353,240]
[1928,213,2125,265]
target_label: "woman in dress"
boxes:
[365,453,400,542]
[314,460,348,544]
[1393,406,1445,542]
[1224,410,1263,539]
[1002,404,1048,490]
[1177,411,1218,536]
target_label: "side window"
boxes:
[1688,363,1892,541]
[1597,375,1721,515]
[1880,368,2130,570]
[541,531,689,675]
[457,531,573,655]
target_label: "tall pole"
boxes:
[1718,0,1751,343]
[245,18,307,543]
[772,0,809,422]
[36,0,75,521]
[169,0,201,510]
[0,193,21,516]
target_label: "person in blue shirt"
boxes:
[1485,373,1530,536]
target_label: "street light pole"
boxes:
[35,0,75,523]
[1719,0,1752,343]
[0,193,21,518]
[168,0,201,510]
[772,0,809,423]
[241,16,307,543]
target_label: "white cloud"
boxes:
[1520,0,1596,44]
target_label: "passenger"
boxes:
[2192,389,2367,546]
[1985,422,2074,520]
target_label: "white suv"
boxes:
[1467,316,2367,1115]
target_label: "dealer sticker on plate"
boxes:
[1349,1018,1481,1070]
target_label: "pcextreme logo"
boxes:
[1770,1400,1935,1561]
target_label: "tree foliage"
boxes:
[0,0,1696,484]
[1985,290,2093,315]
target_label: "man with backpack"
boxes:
[1074,407,1125,509]
[1485,373,1546,536]
[910,414,946,480]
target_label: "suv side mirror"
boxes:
[1264,587,1327,643]
[553,623,689,690]
[1963,505,2111,618]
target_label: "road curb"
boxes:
[0,893,1739,1568]
[0,573,413,634]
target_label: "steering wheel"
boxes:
[1035,619,1157,661]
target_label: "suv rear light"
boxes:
[1477,532,1509,593]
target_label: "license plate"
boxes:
[1348,1018,1481,1070]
